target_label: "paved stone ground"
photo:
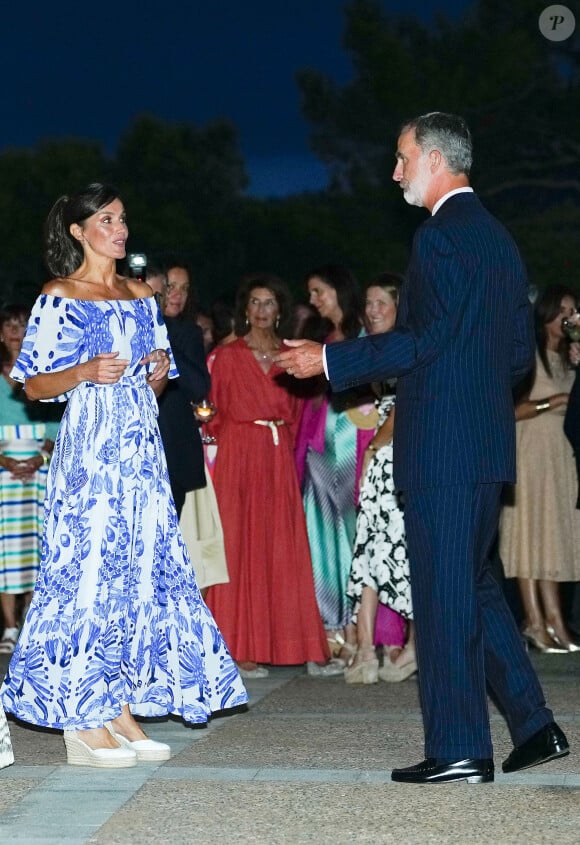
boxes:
[1,652,579,844]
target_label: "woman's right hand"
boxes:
[24,352,130,400]
[80,352,130,385]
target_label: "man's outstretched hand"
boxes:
[275,339,325,379]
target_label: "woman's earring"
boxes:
[275,316,280,329]
[245,316,249,327]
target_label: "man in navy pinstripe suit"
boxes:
[277,112,569,783]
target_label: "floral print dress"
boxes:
[347,395,413,621]
[1,295,247,729]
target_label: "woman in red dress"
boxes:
[205,274,329,677]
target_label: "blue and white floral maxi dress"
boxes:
[1,294,247,729]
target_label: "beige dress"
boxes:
[179,465,229,591]
[501,350,580,581]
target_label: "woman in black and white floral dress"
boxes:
[344,274,416,684]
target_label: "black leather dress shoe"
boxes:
[391,757,494,784]
[502,721,569,773]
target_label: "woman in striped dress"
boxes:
[0,305,61,653]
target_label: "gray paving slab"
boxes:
[0,650,578,844]
[89,780,580,845]
[0,777,42,812]
[152,764,580,787]
[0,661,290,844]
[168,710,427,770]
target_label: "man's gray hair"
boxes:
[401,112,473,176]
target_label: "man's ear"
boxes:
[429,149,443,171]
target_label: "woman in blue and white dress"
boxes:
[0,183,247,768]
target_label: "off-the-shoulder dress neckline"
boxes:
[40,293,155,304]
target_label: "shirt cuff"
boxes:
[322,344,329,380]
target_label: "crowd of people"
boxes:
[0,111,577,783]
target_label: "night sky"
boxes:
[3,1,482,196]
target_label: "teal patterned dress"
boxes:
[297,391,373,631]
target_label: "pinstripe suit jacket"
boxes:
[326,192,534,490]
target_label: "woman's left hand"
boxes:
[141,349,171,382]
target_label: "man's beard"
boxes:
[402,159,430,207]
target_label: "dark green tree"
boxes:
[299,0,579,193]
[0,139,108,303]
[0,117,250,306]
[297,0,580,286]
[112,114,248,299]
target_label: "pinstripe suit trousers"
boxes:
[404,482,553,759]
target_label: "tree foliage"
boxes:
[299,0,579,201]
[0,0,577,308]
[0,117,249,305]
[0,140,108,302]
[113,115,248,296]
[297,0,580,287]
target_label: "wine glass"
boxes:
[192,399,216,443]
[562,311,580,342]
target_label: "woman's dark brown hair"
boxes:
[233,273,293,339]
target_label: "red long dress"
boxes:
[205,339,329,665]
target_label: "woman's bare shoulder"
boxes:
[41,278,77,297]
[40,276,155,302]
[126,278,154,300]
